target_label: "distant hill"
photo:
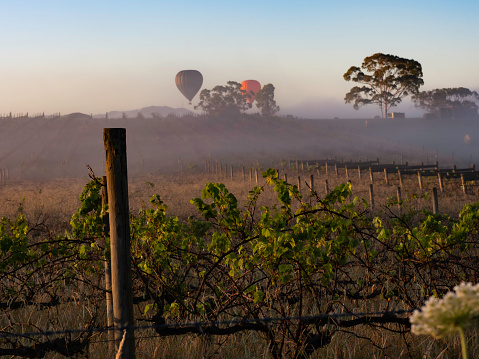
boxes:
[93,106,194,119]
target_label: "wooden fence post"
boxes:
[325,162,328,177]
[255,169,259,183]
[398,170,403,187]
[103,128,135,359]
[432,187,439,214]
[345,165,349,181]
[335,163,338,177]
[369,167,374,184]
[384,168,388,185]
[397,186,402,213]
[324,179,329,194]
[284,173,288,183]
[417,171,422,191]
[101,176,115,356]
[242,166,245,181]
[358,166,361,181]
[369,184,375,212]
[230,165,233,180]
[297,176,301,192]
[438,173,444,192]
[461,174,466,194]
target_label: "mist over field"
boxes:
[0,111,478,181]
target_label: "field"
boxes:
[1,114,479,358]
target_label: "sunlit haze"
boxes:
[1,0,478,118]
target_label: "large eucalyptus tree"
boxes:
[343,53,424,118]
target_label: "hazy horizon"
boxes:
[1,1,478,119]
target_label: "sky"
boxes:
[1,0,478,119]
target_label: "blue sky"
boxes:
[1,0,478,118]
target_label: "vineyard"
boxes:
[2,127,479,358]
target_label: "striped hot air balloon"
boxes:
[175,70,203,104]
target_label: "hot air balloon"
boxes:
[175,70,203,104]
[241,80,261,103]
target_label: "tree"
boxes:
[343,53,424,118]
[255,83,280,116]
[411,87,479,119]
[195,81,251,117]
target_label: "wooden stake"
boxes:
[432,187,439,214]
[438,173,444,192]
[369,184,374,211]
[103,128,135,359]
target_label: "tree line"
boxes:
[343,52,479,119]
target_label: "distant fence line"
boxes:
[0,112,62,120]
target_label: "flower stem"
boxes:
[458,326,468,359]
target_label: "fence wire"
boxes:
[0,309,414,339]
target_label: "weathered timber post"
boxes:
[242,166,245,181]
[335,163,338,177]
[310,174,314,192]
[417,171,423,191]
[461,174,466,194]
[398,170,403,188]
[384,168,388,185]
[103,128,135,358]
[345,165,349,181]
[369,167,374,184]
[369,184,375,212]
[438,173,444,192]
[358,166,361,181]
[250,168,253,181]
[324,179,329,194]
[284,173,288,182]
[230,165,233,180]
[432,187,439,214]
[325,162,329,177]
[101,176,115,356]
[397,186,402,213]
[297,176,301,192]
[316,162,320,176]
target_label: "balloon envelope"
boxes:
[175,70,203,104]
[241,80,261,103]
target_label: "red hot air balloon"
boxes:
[175,70,203,104]
[241,80,261,103]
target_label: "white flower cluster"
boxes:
[410,282,479,339]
